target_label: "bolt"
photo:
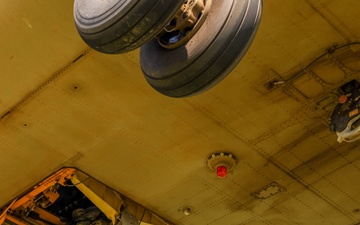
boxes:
[183,208,191,216]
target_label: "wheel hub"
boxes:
[157,0,212,49]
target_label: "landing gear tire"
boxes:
[74,0,184,54]
[140,0,262,98]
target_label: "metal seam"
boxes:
[0,48,92,120]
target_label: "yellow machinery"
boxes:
[0,168,170,225]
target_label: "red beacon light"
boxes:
[217,166,227,178]
[207,152,237,179]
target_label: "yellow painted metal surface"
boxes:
[0,0,360,225]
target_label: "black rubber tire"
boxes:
[140,0,262,98]
[74,0,184,54]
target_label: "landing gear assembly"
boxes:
[329,80,360,143]
[74,0,262,97]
